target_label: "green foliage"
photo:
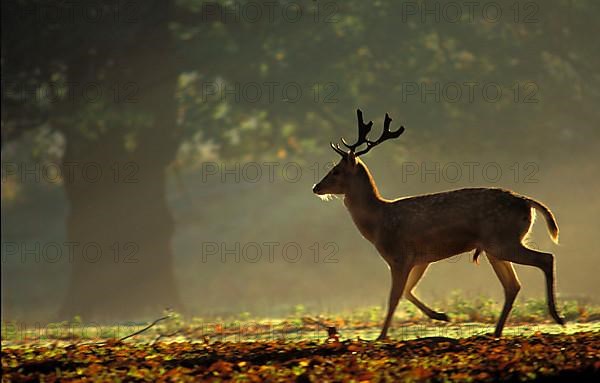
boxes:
[4,1,600,161]
[293,304,306,317]
[561,300,585,322]
[351,306,383,324]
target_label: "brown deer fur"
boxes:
[313,110,564,340]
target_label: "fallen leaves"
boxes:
[2,332,599,382]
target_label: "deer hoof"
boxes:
[433,312,450,322]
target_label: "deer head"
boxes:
[312,109,404,196]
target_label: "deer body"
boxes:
[314,109,564,339]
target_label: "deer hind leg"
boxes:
[490,244,565,326]
[377,266,410,341]
[404,264,450,322]
[487,256,521,337]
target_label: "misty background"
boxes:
[2,0,599,324]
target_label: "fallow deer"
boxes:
[312,109,565,339]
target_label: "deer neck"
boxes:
[343,163,384,243]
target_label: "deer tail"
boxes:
[527,198,559,244]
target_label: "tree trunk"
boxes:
[58,0,183,321]
[58,130,183,321]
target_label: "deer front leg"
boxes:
[488,256,521,337]
[377,265,410,341]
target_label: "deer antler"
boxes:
[330,142,347,156]
[332,109,404,157]
[354,112,404,156]
[341,109,374,152]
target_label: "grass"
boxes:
[2,293,599,345]
[2,295,599,381]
